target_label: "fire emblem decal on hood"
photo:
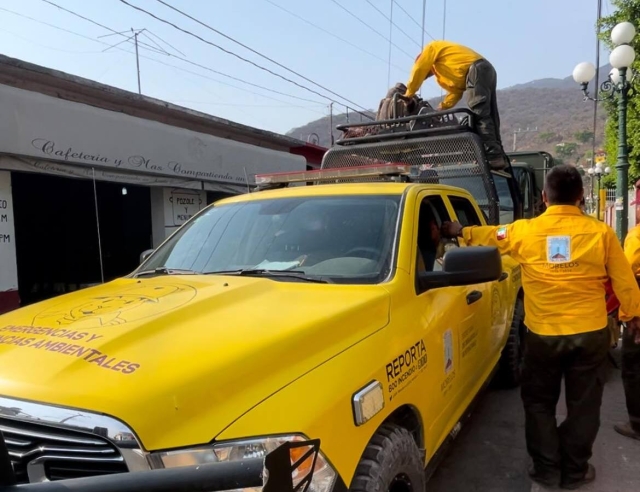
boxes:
[31,283,198,329]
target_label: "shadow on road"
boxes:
[428,349,640,492]
[428,383,531,492]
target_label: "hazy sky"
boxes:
[0,0,615,136]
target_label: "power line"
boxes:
[365,0,420,48]
[393,0,436,42]
[40,0,165,56]
[8,5,326,114]
[145,0,373,118]
[329,0,415,60]
[263,0,405,72]
[39,0,325,105]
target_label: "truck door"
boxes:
[410,192,472,452]
[446,194,508,375]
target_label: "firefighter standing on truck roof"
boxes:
[441,165,640,490]
[615,224,640,441]
[403,40,507,170]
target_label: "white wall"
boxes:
[150,187,207,249]
[0,171,17,293]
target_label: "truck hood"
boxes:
[0,275,390,450]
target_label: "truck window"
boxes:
[490,175,518,224]
[448,196,483,227]
[416,196,454,278]
[512,167,531,212]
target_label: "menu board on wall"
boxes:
[0,171,18,292]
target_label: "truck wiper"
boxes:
[205,269,329,283]
[134,267,201,277]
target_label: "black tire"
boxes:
[497,295,526,388]
[350,424,425,492]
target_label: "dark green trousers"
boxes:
[521,328,609,483]
[621,328,640,432]
[466,59,504,157]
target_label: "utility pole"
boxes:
[512,127,539,152]
[329,103,334,146]
[387,0,393,88]
[99,28,183,96]
[134,29,141,94]
[419,0,426,97]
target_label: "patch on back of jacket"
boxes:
[547,235,571,263]
[496,226,507,240]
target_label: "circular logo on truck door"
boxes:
[31,282,198,329]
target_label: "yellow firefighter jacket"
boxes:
[404,40,482,109]
[461,205,640,336]
[624,224,640,276]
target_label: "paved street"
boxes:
[429,348,640,492]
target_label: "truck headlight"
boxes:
[149,434,337,492]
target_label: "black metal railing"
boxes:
[0,431,321,492]
[334,108,476,146]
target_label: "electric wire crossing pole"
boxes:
[99,28,184,95]
[512,127,539,152]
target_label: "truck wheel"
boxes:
[497,296,525,388]
[350,424,425,492]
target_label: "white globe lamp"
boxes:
[610,44,636,69]
[610,67,622,84]
[573,62,596,84]
[612,21,636,45]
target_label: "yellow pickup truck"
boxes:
[0,115,525,492]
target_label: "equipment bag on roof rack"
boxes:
[341,83,463,140]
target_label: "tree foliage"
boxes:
[575,130,595,143]
[555,142,579,157]
[538,131,560,143]
[598,0,640,187]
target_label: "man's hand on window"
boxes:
[441,221,463,238]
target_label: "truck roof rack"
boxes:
[335,108,476,146]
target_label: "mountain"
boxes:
[286,65,613,163]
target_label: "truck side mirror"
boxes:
[418,246,502,290]
[140,249,155,264]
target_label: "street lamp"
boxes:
[587,164,612,219]
[573,21,637,242]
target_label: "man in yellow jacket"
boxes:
[616,225,640,440]
[441,165,640,489]
[404,40,506,169]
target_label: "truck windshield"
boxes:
[138,195,401,284]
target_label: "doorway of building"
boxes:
[11,172,152,306]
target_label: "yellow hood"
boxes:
[0,276,390,450]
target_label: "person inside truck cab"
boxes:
[403,40,507,171]
[416,203,445,272]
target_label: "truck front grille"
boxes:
[0,417,128,483]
